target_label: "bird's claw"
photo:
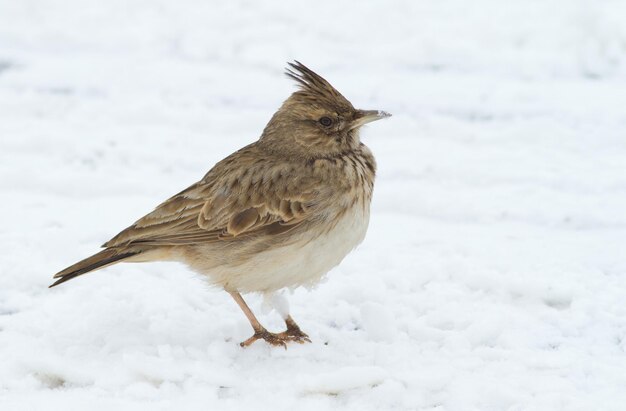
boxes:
[278,326,311,344]
[240,328,288,349]
[240,326,311,348]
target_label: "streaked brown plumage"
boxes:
[51,61,390,347]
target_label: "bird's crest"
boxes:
[285,61,353,110]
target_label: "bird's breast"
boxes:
[197,202,371,293]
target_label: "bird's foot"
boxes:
[240,325,311,348]
[277,323,311,344]
[240,328,289,349]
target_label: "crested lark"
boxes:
[51,61,390,347]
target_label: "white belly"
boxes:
[208,205,370,293]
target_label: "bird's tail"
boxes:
[49,248,140,288]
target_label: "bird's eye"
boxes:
[319,117,333,127]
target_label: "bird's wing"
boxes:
[103,151,318,248]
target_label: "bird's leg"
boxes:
[277,315,311,343]
[228,290,290,348]
[263,291,311,344]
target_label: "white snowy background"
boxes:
[1,0,626,410]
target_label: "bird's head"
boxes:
[259,61,390,158]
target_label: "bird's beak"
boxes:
[350,110,392,130]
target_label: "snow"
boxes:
[1,0,626,409]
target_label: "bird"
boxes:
[50,61,391,347]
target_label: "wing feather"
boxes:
[103,148,317,248]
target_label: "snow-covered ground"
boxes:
[2,0,626,409]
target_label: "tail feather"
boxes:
[50,248,139,288]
